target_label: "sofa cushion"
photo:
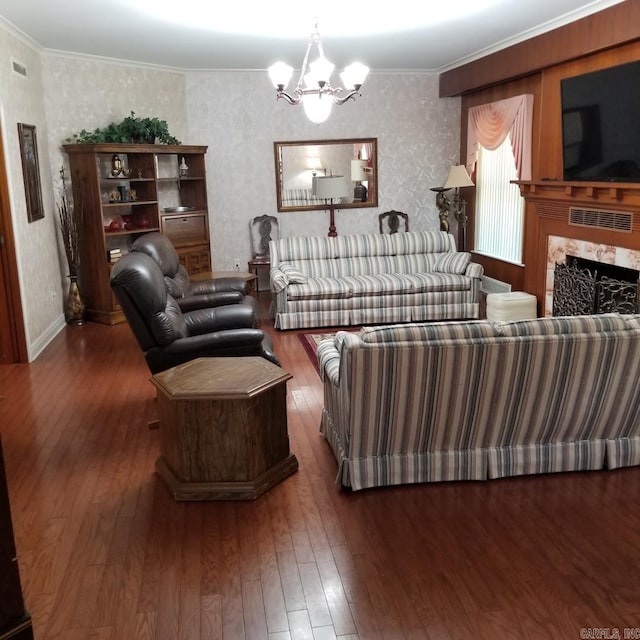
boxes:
[360,320,501,344]
[402,272,472,293]
[333,230,452,259]
[276,235,338,261]
[280,263,308,284]
[494,313,631,337]
[287,277,353,301]
[434,252,472,274]
[343,274,414,296]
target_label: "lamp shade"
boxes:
[443,165,474,189]
[340,62,369,89]
[268,61,293,89]
[306,156,324,172]
[351,159,368,182]
[314,176,349,200]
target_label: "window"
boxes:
[466,93,533,265]
[474,135,524,264]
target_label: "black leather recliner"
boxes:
[130,232,255,313]
[110,251,278,374]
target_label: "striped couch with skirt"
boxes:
[269,230,483,330]
[317,313,640,491]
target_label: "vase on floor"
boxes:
[66,275,85,325]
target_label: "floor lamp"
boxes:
[432,165,474,250]
[314,176,349,237]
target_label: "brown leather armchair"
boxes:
[110,251,278,374]
[130,232,256,314]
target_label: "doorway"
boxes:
[0,120,27,364]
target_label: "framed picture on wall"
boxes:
[17,123,44,222]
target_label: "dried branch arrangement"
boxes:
[57,167,82,278]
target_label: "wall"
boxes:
[185,71,460,270]
[0,18,461,358]
[0,27,62,360]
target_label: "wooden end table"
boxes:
[190,270,258,296]
[248,258,271,292]
[151,357,297,500]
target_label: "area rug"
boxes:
[297,331,340,376]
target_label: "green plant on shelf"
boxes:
[66,112,181,145]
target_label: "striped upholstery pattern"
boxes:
[319,315,640,490]
[270,231,483,329]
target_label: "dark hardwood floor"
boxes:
[1,294,640,639]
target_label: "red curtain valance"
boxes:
[466,94,534,180]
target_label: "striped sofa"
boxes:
[317,314,640,491]
[270,230,483,330]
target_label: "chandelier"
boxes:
[268,21,369,124]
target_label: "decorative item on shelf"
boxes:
[351,158,368,202]
[314,175,349,237]
[128,189,137,201]
[109,190,120,202]
[179,156,189,177]
[268,20,369,124]
[107,248,122,263]
[431,165,474,250]
[110,154,132,179]
[66,111,181,145]
[108,218,122,232]
[137,169,143,179]
[117,185,128,202]
[56,166,85,325]
[136,213,151,229]
[111,154,122,177]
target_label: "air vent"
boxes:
[11,58,27,78]
[569,207,632,233]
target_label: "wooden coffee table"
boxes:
[151,357,297,500]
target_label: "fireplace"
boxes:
[552,256,640,316]
[545,236,640,316]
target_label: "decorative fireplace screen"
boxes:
[553,256,639,316]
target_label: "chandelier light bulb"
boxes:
[309,56,335,86]
[303,95,333,124]
[268,61,293,89]
[340,62,369,90]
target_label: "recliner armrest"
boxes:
[177,290,244,312]
[183,303,257,335]
[162,328,280,366]
[190,276,248,296]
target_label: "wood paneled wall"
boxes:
[444,3,640,296]
[439,2,640,97]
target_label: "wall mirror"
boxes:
[274,138,378,212]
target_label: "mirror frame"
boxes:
[274,138,378,212]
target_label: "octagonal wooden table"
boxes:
[151,357,297,500]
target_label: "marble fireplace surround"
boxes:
[545,236,640,316]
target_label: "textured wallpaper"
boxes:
[0,27,63,358]
[186,71,462,270]
[0,19,461,358]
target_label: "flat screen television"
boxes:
[561,60,640,182]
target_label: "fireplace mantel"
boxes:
[515,180,640,209]
[515,180,640,312]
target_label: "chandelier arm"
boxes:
[331,90,362,105]
[276,91,302,106]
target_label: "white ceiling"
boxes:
[0,0,626,72]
